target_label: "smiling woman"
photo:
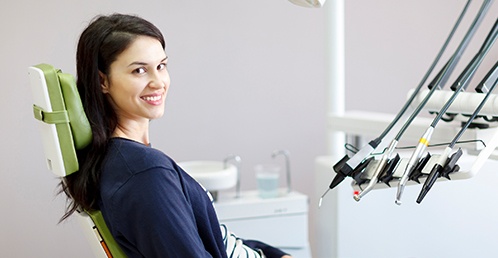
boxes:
[60,13,291,258]
[100,36,170,144]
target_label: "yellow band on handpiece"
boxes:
[419,138,429,146]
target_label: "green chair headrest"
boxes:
[32,63,92,175]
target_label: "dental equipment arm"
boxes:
[352,0,476,201]
[396,3,495,205]
[318,0,473,205]
[354,51,466,201]
[417,67,498,203]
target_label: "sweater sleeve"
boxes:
[109,167,214,257]
[219,224,289,258]
[243,240,289,258]
[220,224,264,258]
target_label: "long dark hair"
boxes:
[61,13,165,221]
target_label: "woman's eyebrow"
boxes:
[128,57,168,67]
[128,61,148,67]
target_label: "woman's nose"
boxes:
[148,73,168,89]
[149,79,165,89]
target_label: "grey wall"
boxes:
[1,1,326,257]
[2,0,497,257]
[345,1,498,113]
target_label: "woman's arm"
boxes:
[220,224,263,258]
[220,225,292,258]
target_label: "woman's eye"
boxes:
[134,67,146,74]
[157,63,167,70]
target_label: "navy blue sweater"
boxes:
[98,138,227,257]
[98,138,288,258]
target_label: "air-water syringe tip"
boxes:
[318,188,330,208]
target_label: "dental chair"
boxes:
[29,63,127,258]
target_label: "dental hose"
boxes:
[318,1,474,206]
[355,52,466,202]
[417,62,498,204]
[352,0,480,202]
[396,4,495,205]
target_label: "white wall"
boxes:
[0,1,326,257]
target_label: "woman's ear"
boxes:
[99,71,110,93]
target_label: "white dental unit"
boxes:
[309,0,498,257]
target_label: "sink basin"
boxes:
[178,161,237,191]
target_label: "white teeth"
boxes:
[142,95,161,101]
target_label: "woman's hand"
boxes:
[282,255,293,258]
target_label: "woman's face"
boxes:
[101,36,170,125]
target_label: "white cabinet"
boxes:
[215,190,312,258]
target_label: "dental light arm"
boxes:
[396,1,494,205]
[319,0,473,205]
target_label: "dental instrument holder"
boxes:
[354,140,399,201]
[417,148,463,203]
[272,149,292,193]
[415,69,498,203]
[409,152,432,183]
[324,0,474,194]
[329,92,498,197]
[379,154,401,186]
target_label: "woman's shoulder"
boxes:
[106,137,174,174]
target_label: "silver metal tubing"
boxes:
[272,149,292,193]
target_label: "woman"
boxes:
[61,13,292,258]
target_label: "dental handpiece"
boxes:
[416,147,452,203]
[324,139,380,192]
[395,127,434,205]
[354,140,398,201]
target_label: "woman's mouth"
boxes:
[141,94,163,105]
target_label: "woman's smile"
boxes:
[141,93,164,105]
